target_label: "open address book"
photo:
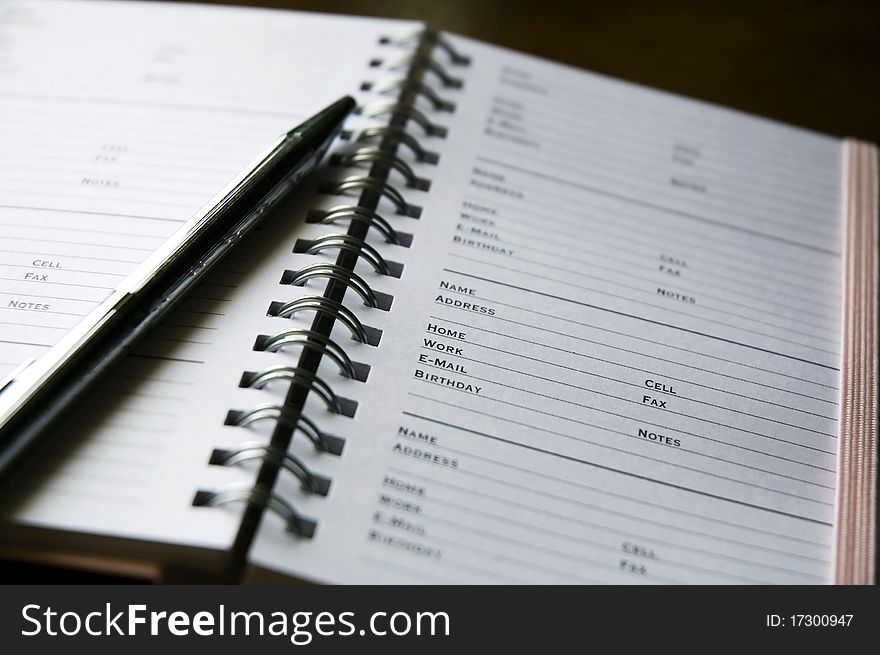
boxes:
[0,0,875,584]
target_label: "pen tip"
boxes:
[289,96,356,139]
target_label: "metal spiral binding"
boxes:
[307,205,410,247]
[321,175,422,217]
[224,404,345,455]
[208,444,331,496]
[302,234,392,275]
[379,29,472,65]
[370,52,464,88]
[280,263,392,310]
[357,101,448,137]
[270,295,370,343]
[194,30,469,549]
[341,126,440,165]
[362,77,455,112]
[334,147,431,191]
[193,485,318,538]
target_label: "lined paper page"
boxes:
[0,0,401,377]
[0,0,419,556]
[251,36,845,583]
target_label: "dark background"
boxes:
[185,0,880,142]
[4,0,877,583]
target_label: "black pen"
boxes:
[0,95,355,475]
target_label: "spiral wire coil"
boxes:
[193,30,470,541]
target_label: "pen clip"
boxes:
[0,357,36,395]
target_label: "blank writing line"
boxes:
[409,526,611,583]
[401,501,696,583]
[0,306,84,318]
[476,155,840,256]
[413,372,835,462]
[0,203,182,223]
[421,335,837,438]
[444,268,839,371]
[411,391,833,491]
[474,208,841,308]
[410,378,833,472]
[0,275,113,291]
[496,235,838,331]
[429,312,836,400]
[0,291,99,304]
[1,235,155,253]
[0,338,52,348]
[449,255,839,354]
[415,479,822,581]
[430,316,838,413]
[0,250,141,266]
[361,553,518,584]
[388,437,829,550]
[0,220,165,240]
[465,193,840,293]
[388,463,828,569]
[482,138,837,241]
[401,412,832,526]
[128,353,204,365]
[485,113,835,222]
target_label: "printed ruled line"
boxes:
[412,389,833,491]
[0,291,102,304]
[0,320,67,331]
[485,231,839,330]
[429,309,836,394]
[415,486,822,582]
[482,134,838,237]
[466,206,841,307]
[0,220,166,240]
[388,500,685,584]
[389,459,829,556]
[464,193,841,293]
[399,412,832,526]
[428,316,838,411]
[146,336,212,346]
[1,235,155,253]
[0,261,131,275]
[420,337,838,436]
[483,115,836,221]
[475,157,840,256]
[175,309,226,317]
[376,485,616,583]
[387,449,828,551]
[0,338,52,347]
[360,553,517,584]
[0,203,183,223]
[160,321,219,331]
[0,306,85,318]
[449,256,840,353]
[487,86,837,189]
[0,275,114,291]
[387,463,828,574]
[0,91,304,121]
[127,353,204,365]
[443,268,840,371]
[412,373,836,464]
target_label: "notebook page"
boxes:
[0,0,395,377]
[0,0,420,557]
[251,36,845,583]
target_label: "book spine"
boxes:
[191,29,471,578]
